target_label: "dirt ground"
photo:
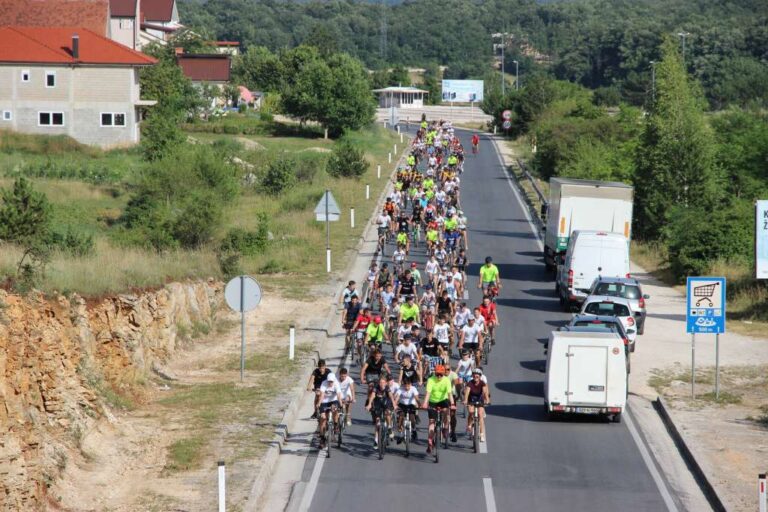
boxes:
[51,291,329,512]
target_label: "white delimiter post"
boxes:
[394,144,397,155]
[289,325,295,360]
[377,164,381,179]
[388,153,392,164]
[366,184,370,200]
[218,462,226,512]
[350,207,355,228]
[400,132,404,143]
[759,473,767,512]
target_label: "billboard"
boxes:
[757,200,768,278]
[441,80,484,102]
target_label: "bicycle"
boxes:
[411,223,421,248]
[321,404,338,458]
[398,406,416,457]
[336,406,346,448]
[376,409,390,460]
[469,401,482,453]
[428,406,449,463]
[482,340,490,366]
[355,330,367,367]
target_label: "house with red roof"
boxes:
[139,0,182,47]
[109,0,140,49]
[0,0,110,36]
[0,27,157,148]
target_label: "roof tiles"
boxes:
[0,0,109,36]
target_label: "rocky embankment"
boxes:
[0,281,221,510]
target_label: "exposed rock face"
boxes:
[0,281,221,510]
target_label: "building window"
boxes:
[38,112,64,126]
[119,18,133,29]
[100,112,126,127]
[45,71,56,88]
[21,70,30,82]
[2,111,11,121]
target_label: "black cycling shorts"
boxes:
[398,403,418,415]
[463,342,479,352]
[319,400,339,414]
[427,400,451,420]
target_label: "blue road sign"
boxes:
[686,277,726,334]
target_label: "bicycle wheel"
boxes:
[337,415,343,448]
[433,417,440,463]
[326,419,333,458]
[378,422,386,460]
[473,411,479,454]
[404,418,411,457]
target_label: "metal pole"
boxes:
[691,333,695,399]
[240,276,245,382]
[759,473,767,512]
[218,461,226,512]
[289,325,295,360]
[650,61,656,103]
[501,36,505,96]
[325,189,330,273]
[715,332,720,399]
[514,60,519,91]
[350,207,355,228]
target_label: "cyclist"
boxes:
[361,348,391,390]
[433,314,452,361]
[379,283,396,318]
[436,289,455,323]
[392,245,407,276]
[397,269,417,300]
[375,263,393,301]
[395,333,419,364]
[421,365,455,454]
[340,280,358,310]
[307,359,331,420]
[396,379,420,443]
[464,368,490,442]
[375,209,391,251]
[366,374,396,449]
[453,302,470,343]
[409,262,422,288]
[399,354,421,387]
[342,295,361,348]
[398,294,420,326]
[365,316,388,352]
[425,255,440,289]
[317,373,342,449]
[396,212,410,254]
[471,133,480,154]
[479,295,499,345]
[420,329,443,377]
[478,256,502,295]
[338,367,355,426]
[459,316,484,367]
[455,349,475,383]
[365,263,378,304]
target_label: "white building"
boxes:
[373,86,429,109]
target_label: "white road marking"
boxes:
[479,438,488,454]
[625,410,679,512]
[482,477,497,512]
[298,450,326,512]
[488,137,544,250]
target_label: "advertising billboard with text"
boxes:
[441,80,484,102]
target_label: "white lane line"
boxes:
[482,477,497,512]
[488,137,544,251]
[479,438,488,454]
[298,447,326,511]
[625,410,679,512]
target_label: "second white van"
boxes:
[557,230,629,311]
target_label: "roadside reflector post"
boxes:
[289,325,295,360]
[400,132,404,143]
[366,184,370,200]
[760,473,767,512]
[388,153,392,164]
[350,207,355,229]
[218,461,226,512]
[394,144,397,155]
[397,125,400,134]
[494,125,497,135]
[377,164,381,179]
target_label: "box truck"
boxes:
[544,330,627,423]
[544,178,633,270]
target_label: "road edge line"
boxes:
[482,477,497,512]
[653,396,728,512]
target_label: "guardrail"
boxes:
[516,158,548,209]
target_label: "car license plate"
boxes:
[575,407,600,414]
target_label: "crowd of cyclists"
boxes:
[307,119,502,460]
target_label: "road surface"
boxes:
[297,129,678,512]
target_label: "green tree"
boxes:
[261,157,297,195]
[0,177,52,286]
[634,38,721,240]
[232,46,284,93]
[140,107,185,161]
[327,140,368,178]
[389,66,410,87]
[304,24,341,57]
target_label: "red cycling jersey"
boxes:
[479,303,497,324]
[356,314,372,330]
[471,134,479,145]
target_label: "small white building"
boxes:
[373,86,428,109]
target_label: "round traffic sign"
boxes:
[225,275,262,312]
[502,110,512,120]
[502,120,512,130]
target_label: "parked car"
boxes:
[578,296,638,352]
[544,329,627,423]
[556,230,630,311]
[589,276,649,334]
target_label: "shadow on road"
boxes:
[466,263,551,284]
[496,297,562,313]
[486,403,548,422]
[521,288,555,298]
[495,380,543,397]
[469,228,537,241]
[519,360,546,373]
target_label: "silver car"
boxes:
[578,296,638,352]
[588,276,649,335]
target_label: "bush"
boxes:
[217,214,270,277]
[141,109,185,162]
[170,192,222,249]
[261,157,297,195]
[49,228,95,257]
[326,140,367,179]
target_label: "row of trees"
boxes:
[180,0,768,109]
[488,38,767,278]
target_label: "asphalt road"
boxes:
[300,129,676,512]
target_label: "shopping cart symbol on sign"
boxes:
[693,282,719,307]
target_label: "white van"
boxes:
[544,330,627,423]
[557,230,629,311]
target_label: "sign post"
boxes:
[686,277,726,399]
[756,200,768,278]
[224,275,262,382]
[314,190,340,273]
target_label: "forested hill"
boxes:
[180,0,768,108]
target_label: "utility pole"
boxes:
[677,31,690,64]
[379,0,387,61]
[649,60,656,103]
[501,36,505,96]
[513,60,519,90]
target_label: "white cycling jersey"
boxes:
[397,386,420,406]
[462,324,482,345]
[434,323,450,344]
[454,308,471,327]
[319,381,341,404]
[339,376,355,400]
[396,342,419,360]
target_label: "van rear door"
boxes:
[567,345,608,406]
[571,237,602,291]
[599,239,629,277]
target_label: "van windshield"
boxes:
[594,283,640,300]
[584,302,631,316]
[572,321,622,334]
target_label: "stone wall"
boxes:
[0,280,222,510]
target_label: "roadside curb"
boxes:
[653,396,728,512]
[244,129,411,511]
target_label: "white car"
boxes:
[578,296,638,351]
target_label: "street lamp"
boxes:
[512,60,519,90]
